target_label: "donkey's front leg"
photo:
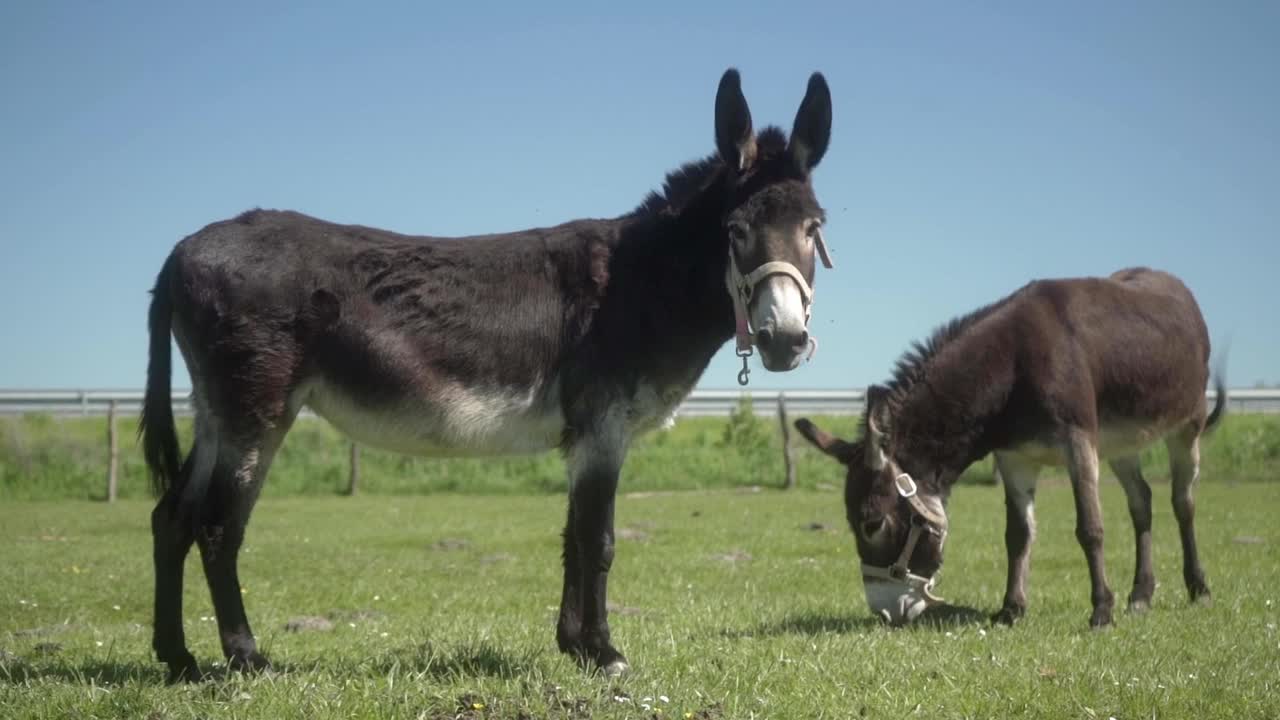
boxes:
[993,452,1040,625]
[556,427,629,676]
[1065,429,1114,628]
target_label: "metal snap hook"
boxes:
[736,347,752,386]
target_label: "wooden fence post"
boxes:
[347,442,360,495]
[778,393,795,490]
[106,399,119,503]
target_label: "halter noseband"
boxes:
[728,227,834,386]
[861,472,948,605]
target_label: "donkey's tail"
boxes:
[139,255,182,498]
[1204,373,1228,433]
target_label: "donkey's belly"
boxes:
[301,379,565,458]
[1095,418,1182,458]
[1003,417,1185,467]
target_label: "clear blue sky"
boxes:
[2,1,1276,390]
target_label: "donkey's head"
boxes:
[794,387,950,625]
[714,69,833,373]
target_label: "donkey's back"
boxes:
[1000,266,1213,448]
[153,209,616,466]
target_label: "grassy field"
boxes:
[3,481,1279,719]
[3,408,1278,500]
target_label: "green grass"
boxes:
[3,409,1278,501]
[3,482,1279,718]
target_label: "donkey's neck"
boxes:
[890,320,1017,487]
[603,175,736,387]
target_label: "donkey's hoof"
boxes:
[164,654,203,684]
[585,646,629,678]
[991,606,1023,626]
[1126,599,1151,614]
[228,651,272,674]
[602,658,631,678]
[1191,592,1213,608]
[1088,610,1114,629]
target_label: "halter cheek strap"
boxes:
[728,228,834,386]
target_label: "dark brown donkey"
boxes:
[141,68,834,683]
[796,267,1225,628]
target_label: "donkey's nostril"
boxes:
[862,518,885,537]
[755,327,774,351]
[798,330,809,347]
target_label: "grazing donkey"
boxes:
[141,68,834,682]
[796,268,1225,627]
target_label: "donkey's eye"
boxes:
[728,224,749,245]
[805,221,822,239]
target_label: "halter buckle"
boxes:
[894,473,917,498]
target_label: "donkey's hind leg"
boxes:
[195,423,291,674]
[1064,427,1115,628]
[152,453,201,683]
[1109,456,1156,612]
[153,401,222,683]
[1166,427,1211,605]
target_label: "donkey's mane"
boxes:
[867,292,1020,430]
[631,126,789,216]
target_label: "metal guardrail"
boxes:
[1,388,1277,417]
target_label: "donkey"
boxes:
[140,68,834,682]
[795,267,1225,628]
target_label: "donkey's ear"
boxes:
[715,68,757,172]
[794,418,856,463]
[787,72,832,174]
[863,384,890,471]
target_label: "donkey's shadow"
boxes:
[726,603,989,639]
[0,658,159,686]
[0,641,533,687]
[364,641,535,680]
[0,654,323,688]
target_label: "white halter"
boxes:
[727,227,834,385]
[861,472,948,606]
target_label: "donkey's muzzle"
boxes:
[755,326,810,369]
[863,576,937,626]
